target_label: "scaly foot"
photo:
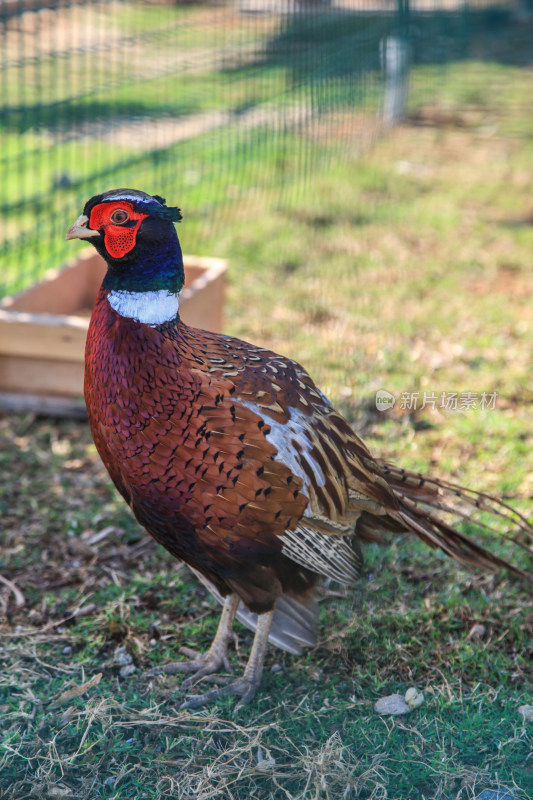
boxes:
[146,645,232,686]
[146,594,239,685]
[180,608,274,712]
[179,676,260,711]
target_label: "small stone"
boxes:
[48,788,71,798]
[256,759,276,773]
[256,746,276,772]
[62,646,72,655]
[119,664,137,678]
[475,789,515,800]
[113,647,133,667]
[256,758,276,772]
[518,704,533,723]
[374,693,411,716]
[405,687,425,709]
[304,665,323,681]
[467,623,486,640]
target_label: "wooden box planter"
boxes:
[0,250,227,416]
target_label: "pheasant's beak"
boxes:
[65,214,100,241]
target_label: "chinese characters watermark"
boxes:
[375,389,498,413]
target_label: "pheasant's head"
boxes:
[66,189,184,296]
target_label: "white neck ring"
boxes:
[108,289,179,325]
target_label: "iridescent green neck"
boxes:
[103,229,184,294]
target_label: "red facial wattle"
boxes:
[89,201,149,259]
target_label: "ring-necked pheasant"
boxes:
[67,188,532,710]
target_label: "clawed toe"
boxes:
[145,659,191,677]
[181,658,232,690]
[145,595,238,683]
[146,599,274,711]
[179,677,259,711]
[146,650,231,682]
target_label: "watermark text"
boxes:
[375,389,498,412]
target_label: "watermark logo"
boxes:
[375,390,498,412]
[375,389,396,411]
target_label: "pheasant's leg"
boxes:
[180,608,274,711]
[147,593,240,684]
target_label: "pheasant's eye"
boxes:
[110,208,129,224]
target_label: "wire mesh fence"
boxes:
[0,0,530,298]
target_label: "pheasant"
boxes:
[67,188,532,710]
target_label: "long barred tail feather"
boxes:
[380,462,533,543]
[378,461,533,582]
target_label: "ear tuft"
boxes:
[145,198,183,223]
[159,204,183,223]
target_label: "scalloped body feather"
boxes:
[85,287,532,622]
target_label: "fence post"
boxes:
[381,0,410,125]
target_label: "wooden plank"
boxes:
[180,269,226,332]
[0,311,88,362]
[0,354,85,396]
[2,250,104,315]
[0,391,88,419]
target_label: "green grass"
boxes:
[1,440,531,800]
[1,35,533,800]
